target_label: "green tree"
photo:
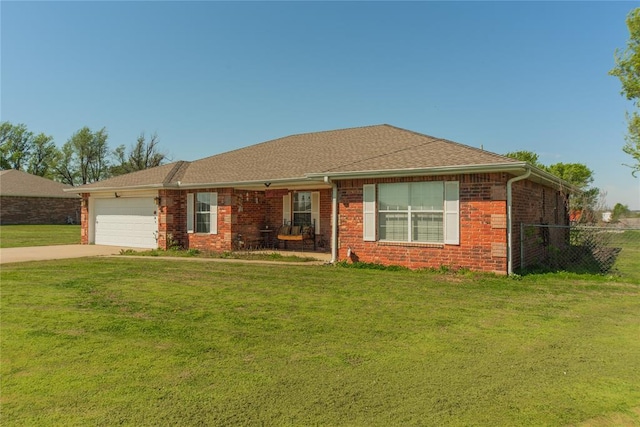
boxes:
[0,122,34,170]
[55,127,110,185]
[503,150,545,169]
[610,7,640,177]
[53,143,78,186]
[111,132,168,176]
[0,122,58,177]
[505,149,601,221]
[611,202,631,221]
[547,162,599,218]
[27,133,57,177]
[546,162,594,189]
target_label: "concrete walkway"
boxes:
[0,245,134,264]
[0,245,333,265]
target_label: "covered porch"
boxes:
[231,184,334,254]
[161,178,337,260]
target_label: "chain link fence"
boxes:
[519,224,640,277]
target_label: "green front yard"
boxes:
[2,258,639,425]
[0,225,80,248]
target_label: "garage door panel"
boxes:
[94,198,157,248]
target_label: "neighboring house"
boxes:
[0,169,81,225]
[69,125,572,274]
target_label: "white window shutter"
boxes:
[311,191,320,234]
[187,193,194,233]
[282,193,291,225]
[209,192,218,235]
[363,184,376,241]
[444,181,460,245]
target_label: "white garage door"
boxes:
[94,198,158,248]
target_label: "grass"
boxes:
[2,258,639,426]
[120,247,322,263]
[612,230,640,281]
[520,229,640,281]
[0,225,80,248]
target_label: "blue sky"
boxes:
[2,1,639,209]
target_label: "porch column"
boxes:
[331,180,338,263]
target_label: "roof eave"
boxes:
[61,163,578,194]
[526,166,579,193]
[1,193,80,199]
[180,176,331,190]
[70,177,332,194]
[63,183,172,194]
[307,163,530,180]
[309,163,578,192]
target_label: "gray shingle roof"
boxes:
[74,124,523,191]
[0,169,79,198]
[181,124,518,184]
[74,161,189,191]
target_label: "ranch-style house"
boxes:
[69,125,572,274]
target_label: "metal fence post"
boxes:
[520,223,525,271]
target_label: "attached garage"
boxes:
[93,197,158,248]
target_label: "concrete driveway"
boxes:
[0,245,135,264]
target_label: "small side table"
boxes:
[259,229,273,249]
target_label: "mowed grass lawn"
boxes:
[2,259,640,426]
[0,225,80,248]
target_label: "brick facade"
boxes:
[80,194,89,244]
[162,188,236,252]
[511,179,569,270]
[80,173,567,274]
[262,188,333,251]
[157,189,185,249]
[157,187,334,252]
[336,173,512,274]
[1,196,81,225]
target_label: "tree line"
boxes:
[612,7,640,177]
[503,150,601,220]
[0,122,168,186]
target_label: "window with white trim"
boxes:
[196,193,212,233]
[363,182,459,244]
[292,192,312,227]
[187,192,218,234]
[282,191,320,233]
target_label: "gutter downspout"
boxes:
[326,176,338,263]
[506,168,531,275]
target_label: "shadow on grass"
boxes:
[518,244,622,276]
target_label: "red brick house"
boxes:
[0,169,80,225]
[70,125,571,274]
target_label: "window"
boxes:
[187,192,218,234]
[293,192,312,227]
[283,192,320,233]
[196,193,212,233]
[379,182,444,243]
[365,182,459,244]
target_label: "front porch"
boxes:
[160,186,335,256]
[232,187,333,253]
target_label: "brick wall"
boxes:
[78,176,566,272]
[170,188,236,252]
[1,196,81,225]
[511,180,569,269]
[157,189,185,249]
[80,194,89,244]
[336,174,510,274]
[235,189,268,248]
[264,188,333,251]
